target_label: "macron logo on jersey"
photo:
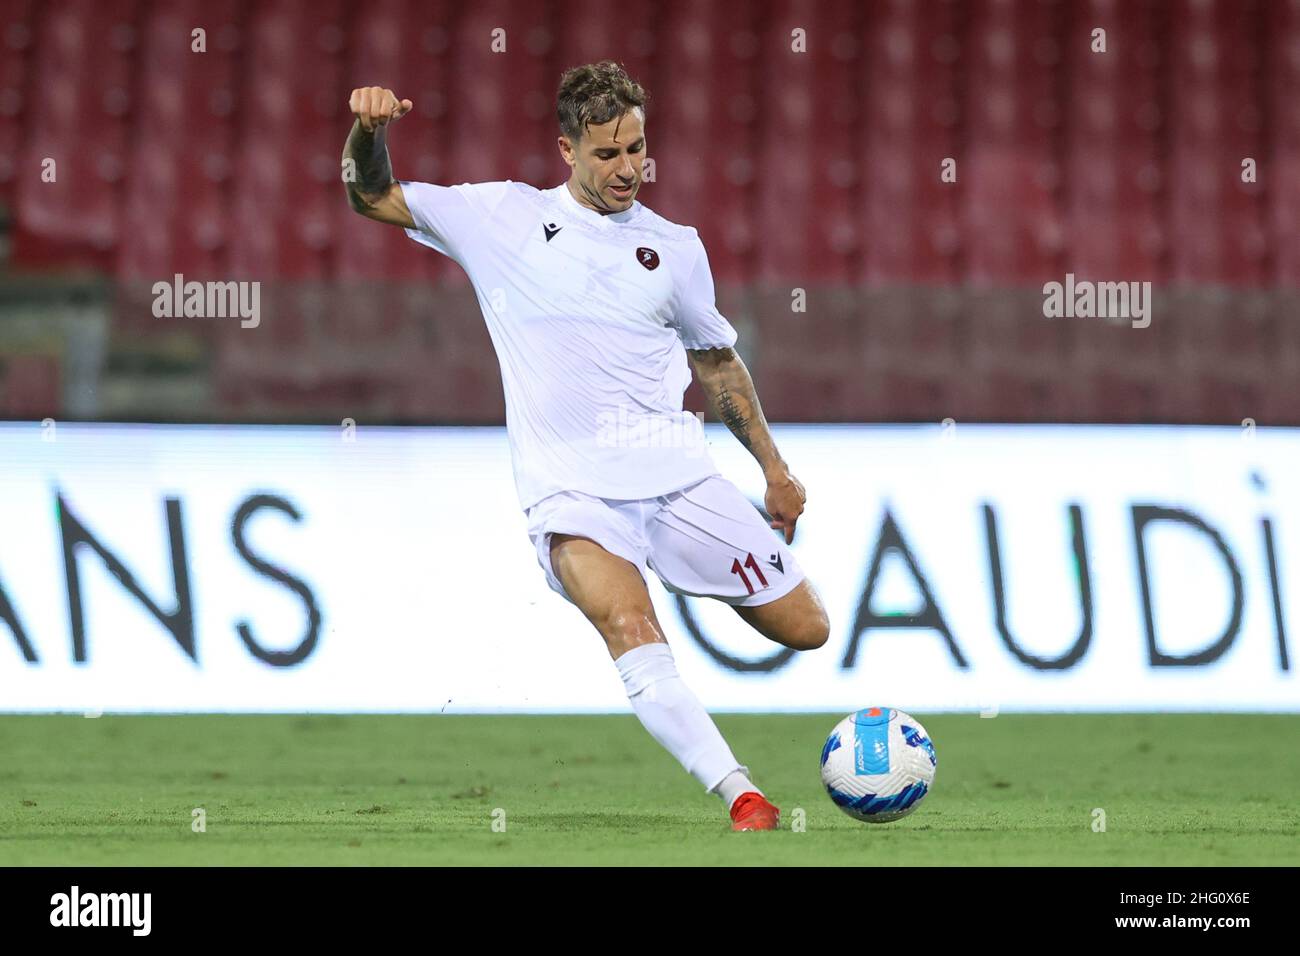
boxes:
[543,222,562,242]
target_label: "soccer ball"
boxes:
[819,707,937,823]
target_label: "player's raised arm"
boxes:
[342,86,415,227]
[687,347,807,544]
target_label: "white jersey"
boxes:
[401,179,738,510]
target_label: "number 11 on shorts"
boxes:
[730,553,769,595]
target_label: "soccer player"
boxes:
[342,61,829,831]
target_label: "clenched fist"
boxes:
[348,87,413,132]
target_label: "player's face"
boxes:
[564,109,646,213]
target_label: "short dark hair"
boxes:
[556,60,647,146]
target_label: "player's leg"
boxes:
[547,533,664,659]
[733,578,830,651]
[547,532,774,828]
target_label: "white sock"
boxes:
[615,642,751,798]
[714,768,762,810]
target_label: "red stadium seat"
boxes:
[12,0,139,267]
[0,0,37,204]
[0,352,60,416]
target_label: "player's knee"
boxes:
[791,609,831,651]
[599,607,660,648]
[775,594,830,651]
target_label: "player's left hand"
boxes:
[764,468,806,544]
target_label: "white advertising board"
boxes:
[0,423,1296,713]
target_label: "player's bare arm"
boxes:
[342,86,415,227]
[688,346,807,544]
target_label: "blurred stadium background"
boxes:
[1,0,1297,425]
[3,0,1300,868]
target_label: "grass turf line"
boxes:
[0,714,1296,866]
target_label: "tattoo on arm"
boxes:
[692,348,783,470]
[343,121,393,212]
[716,384,753,449]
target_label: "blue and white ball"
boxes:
[820,707,937,823]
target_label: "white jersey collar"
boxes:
[555,181,641,227]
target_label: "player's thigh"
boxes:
[549,534,668,658]
[733,578,830,651]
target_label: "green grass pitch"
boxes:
[1,713,1296,866]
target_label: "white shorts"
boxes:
[526,475,805,608]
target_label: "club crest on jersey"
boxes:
[636,246,660,270]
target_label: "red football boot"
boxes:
[729,792,780,831]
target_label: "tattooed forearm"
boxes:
[689,347,785,474]
[715,384,753,449]
[342,120,394,212]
